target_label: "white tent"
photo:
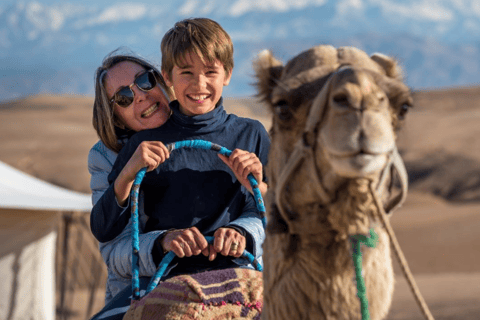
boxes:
[0,161,92,320]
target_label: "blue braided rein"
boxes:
[130,139,266,300]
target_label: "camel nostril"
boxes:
[333,93,349,106]
[359,130,366,144]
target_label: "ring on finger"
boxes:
[230,242,239,251]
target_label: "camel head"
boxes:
[255,45,413,240]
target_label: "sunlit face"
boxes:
[105,61,170,132]
[162,52,232,116]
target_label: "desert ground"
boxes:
[0,86,479,319]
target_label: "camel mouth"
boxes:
[328,149,386,159]
[328,151,388,177]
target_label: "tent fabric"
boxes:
[0,161,92,211]
[0,219,57,320]
[0,161,93,320]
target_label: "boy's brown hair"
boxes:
[161,17,234,78]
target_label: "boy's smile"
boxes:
[163,52,232,116]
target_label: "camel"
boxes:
[122,45,415,320]
[254,45,413,320]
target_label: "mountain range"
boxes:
[1,0,479,101]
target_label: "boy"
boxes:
[92,17,270,282]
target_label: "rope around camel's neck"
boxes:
[327,178,380,241]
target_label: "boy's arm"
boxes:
[227,197,265,261]
[88,139,170,275]
[90,184,132,242]
[91,137,169,242]
[227,124,271,261]
[111,140,170,206]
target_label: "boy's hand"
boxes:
[114,141,169,205]
[161,227,209,258]
[208,227,246,261]
[218,149,263,194]
[123,141,170,180]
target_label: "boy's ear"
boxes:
[223,69,232,86]
[161,70,173,87]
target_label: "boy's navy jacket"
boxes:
[90,98,270,278]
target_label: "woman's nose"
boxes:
[132,85,148,104]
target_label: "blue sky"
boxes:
[1,0,479,100]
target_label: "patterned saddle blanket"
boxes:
[123,268,263,320]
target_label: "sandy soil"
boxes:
[1,87,479,319]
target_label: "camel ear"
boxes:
[253,50,284,103]
[371,53,404,82]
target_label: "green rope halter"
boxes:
[351,229,379,320]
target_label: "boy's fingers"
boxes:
[191,228,209,250]
[208,245,217,261]
[202,247,210,257]
[172,242,185,258]
[214,233,225,252]
[222,238,233,256]
[217,154,232,168]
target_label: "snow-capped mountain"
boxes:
[1,0,479,101]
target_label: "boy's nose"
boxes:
[193,74,207,89]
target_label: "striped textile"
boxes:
[123,268,263,320]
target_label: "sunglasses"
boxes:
[110,69,158,108]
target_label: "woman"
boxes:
[88,48,175,304]
[88,48,267,311]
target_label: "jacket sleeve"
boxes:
[99,221,166,278]
[88,143,134,242]
[90,185,132,242]
[228,206,265,263]
[88,142,115,206]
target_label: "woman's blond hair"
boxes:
[161,18,234,79]
[92,48,174,152]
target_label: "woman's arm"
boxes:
[89,143,131,242]
[99,219,167,278]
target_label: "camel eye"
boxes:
[274,100,293,122]
[399,104,410,119]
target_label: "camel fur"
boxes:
[254,45,413,320]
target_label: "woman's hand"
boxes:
[207,227,246,261]
[160,227,209,258]
[114,141,170,205]
[218,149,267,196]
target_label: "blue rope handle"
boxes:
[130,139,266,300]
